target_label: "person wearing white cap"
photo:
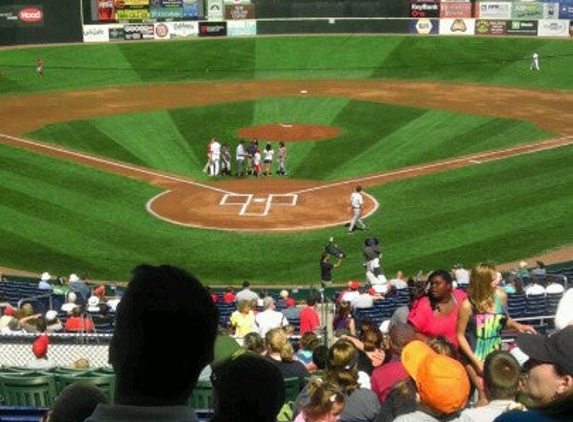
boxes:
[68,274,91,305]
[38,272,53,291]
[61,292,78,315]
[87,296,101,313]
[45,309,63,333]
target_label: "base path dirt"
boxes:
[0,80,572,236]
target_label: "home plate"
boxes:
[254,198,265,203]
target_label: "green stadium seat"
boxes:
[0,373,57,407]
[55,372,116,403]
[188,380,213,410]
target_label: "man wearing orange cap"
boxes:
[394,340,470,421]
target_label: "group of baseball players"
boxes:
[203,137,287,178]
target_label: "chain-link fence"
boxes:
[0,333,111,368]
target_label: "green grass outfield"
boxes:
[0,35,572,285]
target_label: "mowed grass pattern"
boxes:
[0,35,571,283]
[0,36,572,94]
[27,99,551,181]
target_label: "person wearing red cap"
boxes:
[340,281,361,304]
[0,306,19,332]
[27,334,56,369]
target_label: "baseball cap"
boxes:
[350,281,360,290]
[3,307,15,316]
[402,340,470,414]
[45,310,58,322]
[69,273,79,282]
[32,335,49,358]
[516,326,573,376]
[87,296,100,308]
[93,285,105,297]
[41,272,51,281]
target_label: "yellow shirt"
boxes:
[230,310,256,337]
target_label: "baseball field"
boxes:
[0,35,572,286]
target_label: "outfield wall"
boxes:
[0,0,571,46]
[0,0,82,46]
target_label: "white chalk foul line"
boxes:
[0,133,234,195]
[289,136,573,196]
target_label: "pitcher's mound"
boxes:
[237,124,340,142]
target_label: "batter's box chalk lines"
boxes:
[220,193,298,216]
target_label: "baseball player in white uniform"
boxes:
[348,185,367,234]
[530,52,540,71]
[210,138,221,176]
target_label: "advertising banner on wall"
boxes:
[168,20,199,37]
[543,3,559,19]
[98,0,115,21]
[124,23,155,39]
[109,25,126,41]
[409,18,439,33]
[150,7,183,18]
[83,24,110,42]
[182,0,203,18]
[511,2,543,19]
[506,19,538,35]
[115,0,151,20]
[150,0,183,18]
[152,21,198,38]
[207,0,224,20]
[0,5,44,28]
[199,20,226,36]
[440,2,473,18]
[227,19,256,36]
[475,19,507,35]
[439,18,475,34]
[153,22,170,38]
[559,0,573,19]
[224,4,255,19]
[537,18,569,36]
[476,2,512,19]
[410,0,440,18]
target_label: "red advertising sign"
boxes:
[98,0,116,21]
[18,7,43,23]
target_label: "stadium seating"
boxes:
[0,373,57,407]
[0,405,47,422]
[55,372,116,403]
[507,293,527,318]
